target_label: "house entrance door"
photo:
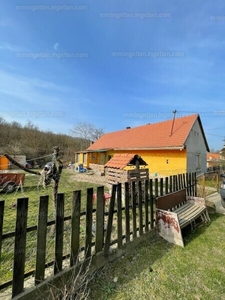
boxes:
[100,153,105,165]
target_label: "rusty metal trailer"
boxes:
[0,173,25,193]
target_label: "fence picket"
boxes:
[117,183,123,248]
[155,178,158,198]
[149,179,154,229]
[104,185,116,257]
[70,190,81,266]
[35,195,49,285]
[12,197,28,298]
[131,181,137,239]
[54,193,64,275]
[169,176,173,192]
[182,173,186,188]
[144,180,149,233]
[85,188,93,259]
[138,181,143,236]
[124,182,130,242]
[160,178,163,196]
[0,200,4,261]
[95,186,105,253]
[165,177,169,194]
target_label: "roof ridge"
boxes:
[105,113,199,134]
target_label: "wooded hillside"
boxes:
[0,117,87,166]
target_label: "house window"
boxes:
[76,153,80,163]
[195,154,201,170]
[108,155,112,161]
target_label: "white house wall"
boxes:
[185,120,207,174]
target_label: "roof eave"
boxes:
[113,146,186,151]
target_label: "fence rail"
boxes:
[0,172,197,299]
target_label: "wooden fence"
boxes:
[0,172,197,299]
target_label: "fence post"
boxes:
[155,178,158,198]
[160,178,164,196]
[182,173,185,189]
[124,182,130,243]
[117,183,123,248]
[104,185,116,257]
[131,181,137,239]
[54,193,64,275]
[85,188,93,259]
[35,195,49,285]
[169,176,173,192]
[138,181,143,236]
[194,172,197,196]
[165,177,169,194]
[12,197,28,298]
[0,200,4,261]
[144,179,149,233]
[70,190,81,266]
[149,179,154,229]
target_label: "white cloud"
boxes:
[0,70,78,107]
[0,43,24,52]
[0,18,11,27]
[53,43,59,51]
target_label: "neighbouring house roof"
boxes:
[105,153,147,169]
[207,153,220,160]
[87,114,210,152]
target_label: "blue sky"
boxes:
[0,1,225,151]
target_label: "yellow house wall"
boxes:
[77,149,187,176]
[104,149,187,176]
[75,152,99,169]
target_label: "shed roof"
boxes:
[105,153,147,169]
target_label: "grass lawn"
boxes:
[89,213,225,300]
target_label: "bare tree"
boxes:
[0,118,83,163]
[71,122,104,150]
[91,127,105,142]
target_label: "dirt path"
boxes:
[67,169,109,186]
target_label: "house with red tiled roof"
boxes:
[75,114,210,176]
[207,152,225,170]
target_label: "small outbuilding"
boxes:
[104,153,148,195]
